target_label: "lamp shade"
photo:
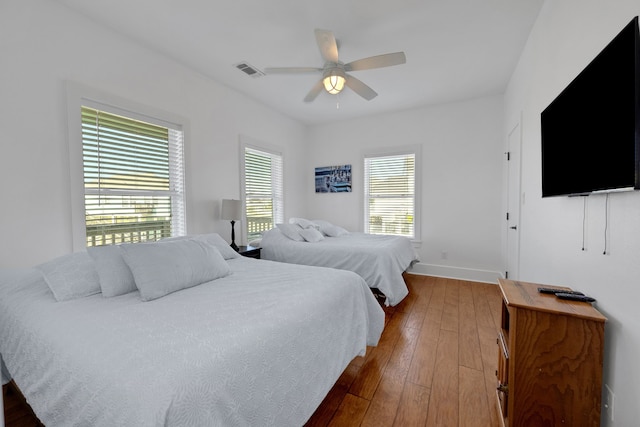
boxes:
[221,199,242,220]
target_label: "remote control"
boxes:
[555,293,596,303]
[537,287,584,296]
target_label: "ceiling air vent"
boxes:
[234,62,265,78]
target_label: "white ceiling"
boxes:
[54,0,544,125]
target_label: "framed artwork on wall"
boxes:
[315,164,352,193]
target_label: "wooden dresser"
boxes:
[496,279,606,427]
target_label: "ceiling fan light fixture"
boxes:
[323,69,346,95]
[268,29,404,102]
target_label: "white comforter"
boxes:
[261,231,418,306]
[0,258,384,427]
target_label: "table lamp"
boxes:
[221,199,242,251]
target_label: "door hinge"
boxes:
[505,271,509,279]
[505,151,511,161]
[506,212,509,221]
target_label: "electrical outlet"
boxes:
[441,251,448,260]
[604,384,615,422]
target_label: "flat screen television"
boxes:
[541,16,640,197]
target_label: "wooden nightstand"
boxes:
[237,245,261,259]
[496,279,606,426]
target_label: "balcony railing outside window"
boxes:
[246,216,274,241]
[86,219,171,247]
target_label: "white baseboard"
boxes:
[407,262,503,284]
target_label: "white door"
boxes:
[506,121,521,279]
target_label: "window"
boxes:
[364,150,418,239]
[241,144,283,242]
[81,105,185,246]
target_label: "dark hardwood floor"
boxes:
[2,381,43,427]
[3,274,503,427]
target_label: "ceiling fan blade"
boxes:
[314,29,339,63]
[345,74,378,101]
[304,79,325,103]
[344,52,406,72]
[264,67,322,74]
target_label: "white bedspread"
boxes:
[0,258,384,427]
[261,231,418,306]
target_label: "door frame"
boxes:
[504,115,522,279]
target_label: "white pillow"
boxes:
[312,220,349,237]
[288,217,319,229]
[326,224,349,237]
[191,233,241,259]
[158,235,190,242]
[311,219,333,235]
[299,227,325,242]
[36,252,101,301]
[160,233,240,259]
[120,239,231,301]
[248,238,262,248]
[276,223,305,241]
[87,245,137,297]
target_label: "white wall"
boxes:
[505,0,640,424]
[305,96,505,282]
[0,0,307,268]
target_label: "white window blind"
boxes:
[243,146,283,241]
[364,152,415,238]
[81,106,185,246]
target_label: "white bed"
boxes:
[260,222,419,306]
[0,236,384,426]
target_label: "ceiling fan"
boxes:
[264,29,406,102]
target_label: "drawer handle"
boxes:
[497,383,509,395]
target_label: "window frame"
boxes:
[67,82,189,251]
[239,136,284,243]
[362,145,421,242]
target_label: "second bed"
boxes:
[260,223,418,306]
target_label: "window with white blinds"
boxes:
[364,152,416,238]
[242,145,283,241]
[81,106,185,246]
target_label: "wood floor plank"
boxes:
[470,282,498,330]
[482,282,503,331]
[475,282,503,427]
[469,282,502,427]
[482,361,503,427]
[458,281,484,371]
[327,393,370,427]
[440,279,459,332]
[392,381,430,427]
[385,321,420,377]
[360,371,406,427]
[459,366,492,427]
[406,278,446,387]
[477,323,502,427]
[404,324,439,388]
[425,329,459,427]
[403,305,427,331]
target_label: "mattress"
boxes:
[261,230,418,306]
[0,257,384,426]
